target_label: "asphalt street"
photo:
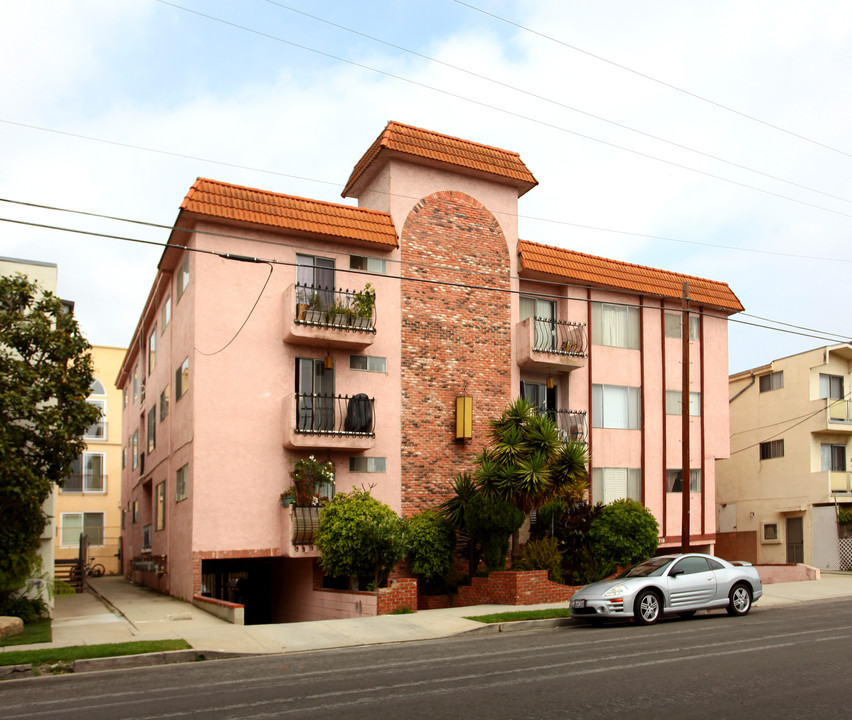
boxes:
[2,598,850,720]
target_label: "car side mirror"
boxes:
[669,568,684,578]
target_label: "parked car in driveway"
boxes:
[570,553,763,625]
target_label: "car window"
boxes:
[619,557,674,578]
[671,556,711,575]
[708,558,724,571]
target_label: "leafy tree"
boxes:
[0,274,98,605]
[405,510,455,589]
[316,488,406,590]
[589,498,660,569]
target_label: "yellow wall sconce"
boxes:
[455,395,473,442]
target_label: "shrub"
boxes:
[589,498,659,569]
[316,488,406,590]
[0,593,48,624]
[515,537,564,583]
[464,493,524,573]
[405,510,455,587]
[838,507,852,525]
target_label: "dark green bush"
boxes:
[405,510,455,587]
[464,493,524,573]
[515,536,564,583]
[589,498,659,569]
[0,593,48,624]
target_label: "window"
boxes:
[350,355,387,372]
[123,388,128,408]
[759,371,784,393]
[60,512,104,547]
[132,500,138,523]
[592,384,641,429]
[671,556,710,575]
[160,386,170,421]
[350,255,386,274]
[821,443,847,472]
[175,358,190,400]
[122,446,126,470]
[665,390,701,416]
[90,378,106,395]
[760,440,784,460]
[820,373,844,400]
[148,327,157,374]
[84,398,106,440]
[296,254,335,307]
[521,380,555,415]
[520,295,558,351]
[296,358,334,431]
[666,468,702,493]
[156,482,166,530]
[147,409,156,454]
[177,254,190,299]
[664,312,700,340]
[161,294,171,330]
[763,523,779,541]
[62,453,105,493]
[132,364,139,400]
[131,430,139,470]
[349,457,387,473]
[591,302,640,349]
[175,464,188,501]
[592,468,641,504]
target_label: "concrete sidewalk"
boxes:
[4,572,852,658]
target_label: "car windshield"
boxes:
[618,557,674,578]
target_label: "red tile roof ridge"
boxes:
[343,121,537,198]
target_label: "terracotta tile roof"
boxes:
[343,121,538,198]
[180,178,398,248]
[518,240,743,313]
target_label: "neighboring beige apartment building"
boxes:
[717,344,852,569]
[55,346,126,576]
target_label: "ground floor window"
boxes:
[60,512,104,547]
[591,468,641,505]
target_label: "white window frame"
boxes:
[759,371,784,393]
[349,457,387,473]
[83,398,106,440]
[821,443,847,472]
[665,390,701,416]
[664,312,700,340]
[161,294,172,330]
[820,373,845,400]
[591,468,641,504]
[60,512,105,547]
[349,255,386,274]
[591,302,640,350]
[177,254,190,299]
[62,452,106,494]
[349,355,387,372]
[131,430,139,470]
[665,468,702,493]
[592,384,641,429]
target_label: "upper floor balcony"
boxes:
[283,283,376,350]
[516,317,587,372]
[812,398,852,434]
[282,392,376,451]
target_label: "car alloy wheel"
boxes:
[634,590,661,625]
[726,583,752,616]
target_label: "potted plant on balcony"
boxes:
[290,455,335,506]
[280,486,297,507]
[352,283,375,329]
[329,298,354,328]
[305,292,326,325]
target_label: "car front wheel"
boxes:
[634,590,662,625]
[726,583,752,616]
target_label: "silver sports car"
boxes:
[569,553,763,625]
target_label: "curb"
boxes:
[462,617,576,636]
[73,649,252,673]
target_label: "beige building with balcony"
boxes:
[717,344,852,569]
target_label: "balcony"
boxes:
[280,505,321,557]
[283,393,376,451]
[554,409,588,443]
[283,283,375,350]
[829,471,852,494]
[516,317,587,372]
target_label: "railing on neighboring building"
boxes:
[554,409,588,443]
[294,393,375,436]
[294,283,376,332]
[531,318,587,357]
[828,399,852,423]
[830,470,852,493]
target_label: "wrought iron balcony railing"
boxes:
[294,393,375,436]
[531,318,587,356]
[553,409,588,443]
[292,506,320,545]
[294,283,376,332]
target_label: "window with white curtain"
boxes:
[820,374,844,400]
[592,384,641,429]
[592,468,641,504]
[591,302,640,349]
[821,443,846,472]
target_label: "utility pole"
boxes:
[681,282,691,553]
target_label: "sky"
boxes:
[2,0,852,375]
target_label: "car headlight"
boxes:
[603,584,628,597]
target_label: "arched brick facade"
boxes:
[400,190,513,516]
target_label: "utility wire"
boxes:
[454,0,852,161]
[151,0,852,221]
[261,0,852,208]
[2,211,849,346]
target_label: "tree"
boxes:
[463,493,524,573]
[589,498,660,570]
[405,510,455,590]
[0,273,99,602]
[315,488,406,590]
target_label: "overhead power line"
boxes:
[1,206,850,346]
[150,0,852,221]
[454,0,852,161]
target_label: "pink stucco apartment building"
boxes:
[117,121,743,623]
